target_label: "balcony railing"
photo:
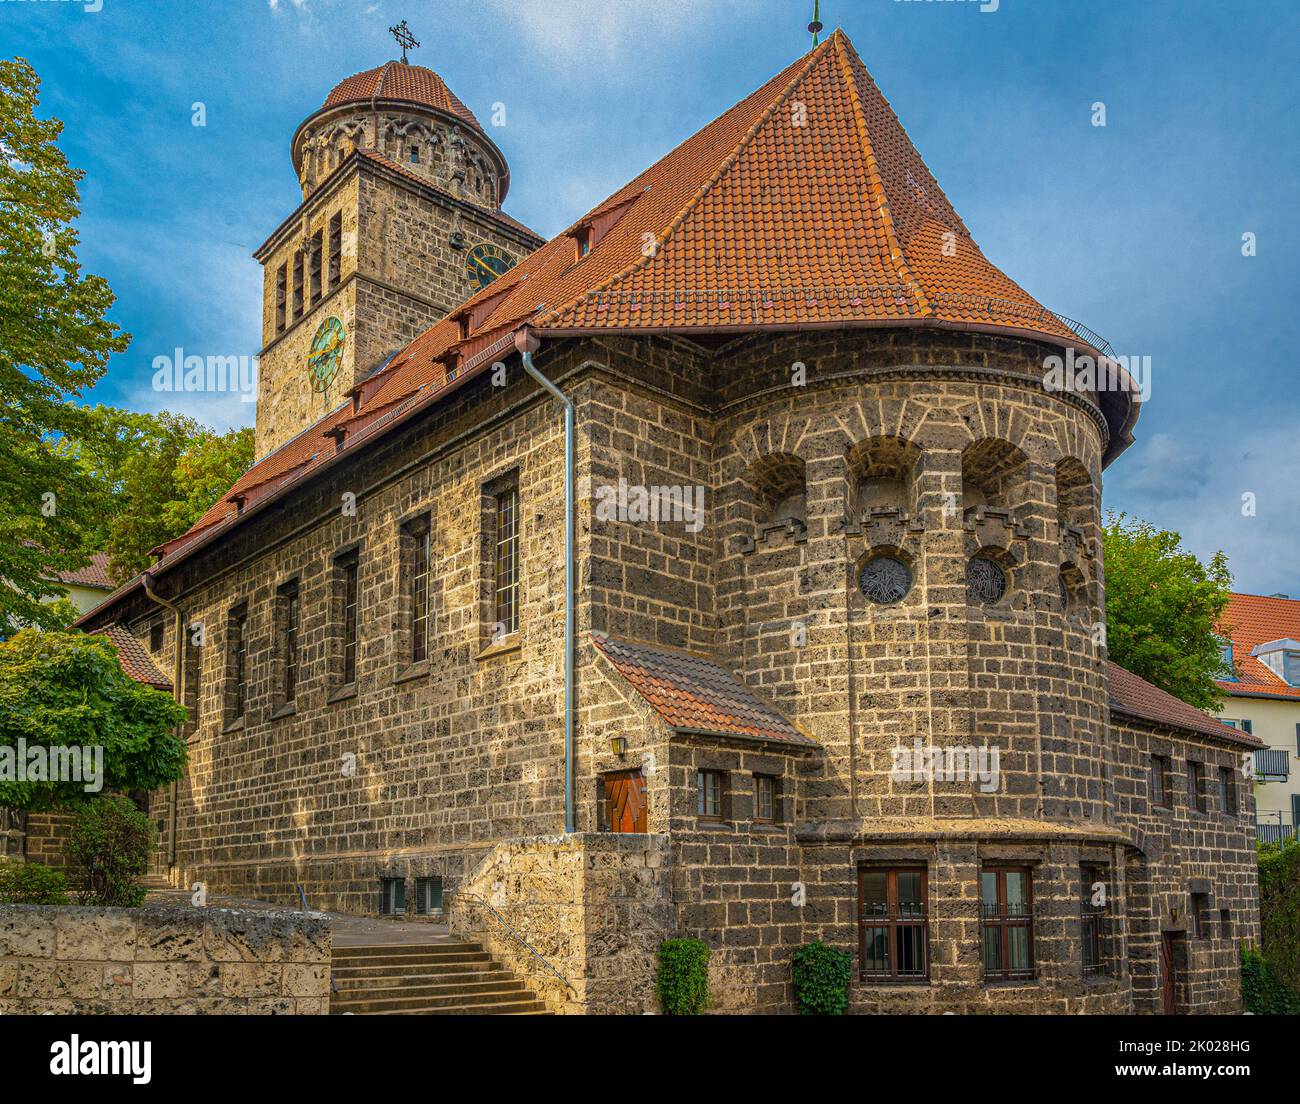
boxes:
[1256,821,1297,846]
[1254,748,1291,781]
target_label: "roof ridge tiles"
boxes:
[831,31,930,318]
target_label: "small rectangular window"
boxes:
[328,212,342,290]
[1189,761,1207,813]
[1150,755,1170,807]
[1218,767,1236,816]
[754,774,777,823]
[413,876,442,915]
[292,250,304,317]
[280,581,300,705]
[275,264,287,332]
[337,552,360,687]
[379,877,406,916]
[981,867,1034,981]
[1220,908,1231,938]
[407,519,431,665]
[149,619,164,653]
[493,484,519,637]
[409,145,420,164]
[1191,892,1208,939]
[309,230,323,304]
[859,867,928,982]
[1081,864,1110,977]
[696,769,723,820]
[228,607,248,722]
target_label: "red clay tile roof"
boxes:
[93,624,172,691]
[1108,662,1259,746]
[592,631,815,747]
[78,30,1124,622]
[48,551,112,589]
[1216,592,1300,700]
[323,61,483,133]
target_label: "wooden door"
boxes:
[1160,933,1177,1015]
[603,770,647,833]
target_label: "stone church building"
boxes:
[73,30,1260,1014]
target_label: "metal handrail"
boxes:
[452,891,577,996]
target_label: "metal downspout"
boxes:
[516,329,576,834]
[142,571,185,868]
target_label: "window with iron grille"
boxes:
[981,867,1034,981]
[1189,760,1207,813]
[753,774,778,823]
[493,484,519,637]
[328,212,342,290]
[406,518,431,665]
[1150,754,1170,807]
[379,877,405,916]
[413,876,442,915]
[227,606,248,722]
[858,867,928,982]
[1081,864,1110,977]
[336,552,359,687]
[280,581,300,704]
[696,769,723,820]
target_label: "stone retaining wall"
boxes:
[0,904,330,1014]
[448,833,672,1015]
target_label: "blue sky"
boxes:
[8,0,1300,595]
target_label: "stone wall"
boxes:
[447,833,672,1015]
[0,904,329,1014]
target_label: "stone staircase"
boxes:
[329,941,552,1015]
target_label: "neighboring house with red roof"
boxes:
[1215,591,1300,843]
[43,551,114,618]
[71,30,1257,1015]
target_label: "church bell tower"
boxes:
[251,22,543,460]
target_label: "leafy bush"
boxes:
[0,629,187,811]
[792,940,852,1015]
[1241,945,1300,1015]
[0,860,70,905]
[1259,838,1300,992]
[656,938,710,1015]
[65,796,155,907]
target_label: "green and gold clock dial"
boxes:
[465,243,513,291]
[307,316,346,393]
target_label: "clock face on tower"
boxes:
[306,316,346,393]
[465,243,513,291]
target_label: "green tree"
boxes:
[0,58,130,633]
[57,405,252,582]
[0,629,187,811]
[1102,512,1233,710]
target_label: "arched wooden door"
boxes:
[602,770,647,833]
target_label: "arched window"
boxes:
[847,436,921,518]
[749,453,807,529]
[961,439,1028,513]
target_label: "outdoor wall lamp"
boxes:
[610,737,628,757]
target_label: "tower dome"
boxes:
[290,57,510,206]
[322,61,485,135]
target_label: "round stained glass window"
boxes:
[860,555,912,605]
[966,555,1007,605]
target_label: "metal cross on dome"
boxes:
[389,20,420,63]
